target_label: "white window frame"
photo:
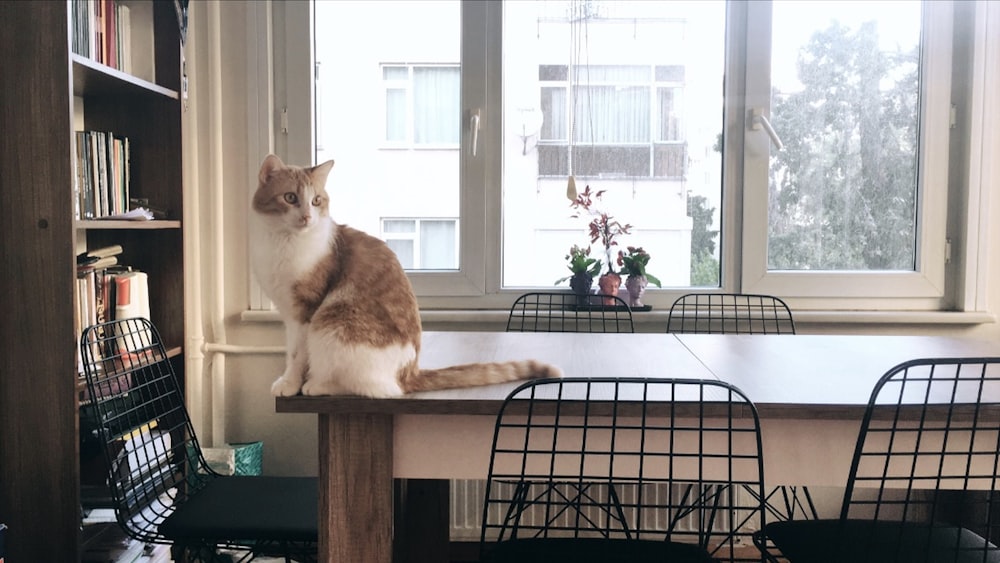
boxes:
[739,1,951,307]
[255,0,996,315]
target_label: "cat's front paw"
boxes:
[271,376,303,397]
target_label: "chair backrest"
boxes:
[506,292,634,333]
[480,377,766,561]
[839,357,1000,555]
[666,293,796,334]
[80,317,217,544]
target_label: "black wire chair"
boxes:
[665,293,796,335]
[506,292,634,333]
[479,377,767,563]
[79,317,318,562]
[666,292,816,530]
[755,357,1000,563]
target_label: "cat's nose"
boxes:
[300,215,312,227]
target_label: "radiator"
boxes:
[449,479,752,541]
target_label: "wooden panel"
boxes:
[0,1,80,561]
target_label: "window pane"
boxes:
[314,0,460,272]
[419,220,457,269]
[502,0,725,288]
[385,88,406,142]
[387,239,415,269]
[384,219,415,233]
[413,66,460,145]
[768,1,921,271]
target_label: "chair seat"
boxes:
[485,537,716,563]
[159,476,318,542]
[762,519,1000,563]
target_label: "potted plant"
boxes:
[569,185,632,304]
[555,244,602,298]
[617,246,662,307]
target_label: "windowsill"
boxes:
[241,308,996,327]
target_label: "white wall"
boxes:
[185,1,1000,477]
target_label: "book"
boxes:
[86,244,124,259]
[77,256,118,272]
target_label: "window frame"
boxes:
[739,1,952,306]
[257,0,995,315]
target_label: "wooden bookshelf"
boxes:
[0,1,185,560]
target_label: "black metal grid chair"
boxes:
[666,292,815,529]
[80,317,318,562]
[479,377,767,563]
[666,293,796,335]
[506,292,634,333]
[755,357,1000,563]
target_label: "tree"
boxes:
[767,21,919,271]
[688,194,719,286]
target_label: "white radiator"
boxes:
[449,480,751,541]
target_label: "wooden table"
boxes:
[276,332,1000,563]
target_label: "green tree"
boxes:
[767,21,919,271]
[688,194,719,286]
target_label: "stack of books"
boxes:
[71,0,133,74]
[75,245,150,373]
[74,130,131,220]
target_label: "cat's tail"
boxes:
[401,360,562,394]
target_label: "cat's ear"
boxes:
[259,154,285,185]
[310,160,335,188]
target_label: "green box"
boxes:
[201,441,263,476]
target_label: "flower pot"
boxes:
[569,272,594,301]
[625,274,648,308]
[597,272,622,305]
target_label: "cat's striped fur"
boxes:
[250,154,560,397]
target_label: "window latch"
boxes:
[469,109,481,157]
[751,108,784,151]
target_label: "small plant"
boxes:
[555,244,602,285]
[617,246,662,287]
[569,185,632,274]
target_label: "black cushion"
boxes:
[763,519,1000,563]
[159,476,318,542]
[484,537,717,563]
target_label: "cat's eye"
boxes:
[311,195,324,206]
[283,193,298,204]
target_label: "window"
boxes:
[538,64,687,179]
[383,65,461,146]
[382,218,459,270]
[265,0,994,313]
[740,0,952,302]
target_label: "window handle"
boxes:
[751,108,784,151]
[470,109,481,157]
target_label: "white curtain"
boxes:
[413,67,460,144]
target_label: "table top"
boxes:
[276,331,1000,419]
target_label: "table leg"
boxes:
[318,413,394,563]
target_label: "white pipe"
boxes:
[183,1,207,440]
[204,343,286,355]
[208,0,228,448]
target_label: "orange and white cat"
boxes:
[250,154,560,397]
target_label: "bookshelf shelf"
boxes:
[76,220,182,230]
[72,54,178,99]
[0,1,186,559]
